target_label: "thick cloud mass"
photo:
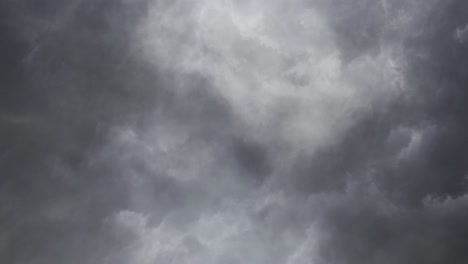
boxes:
[2,0,468,263]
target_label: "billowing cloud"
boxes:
[2,0,468,263]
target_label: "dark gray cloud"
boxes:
[1,0,468,263]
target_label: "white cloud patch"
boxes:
[455,23,468,44]
[136,0,405,152]
[110,193,323,264]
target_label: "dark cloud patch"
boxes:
[375,0,468,205]
[0,0,160,263]
[231,137,272,184]
[316,0,387,63]
[315,196,468,264]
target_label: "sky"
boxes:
[1,0,468,263]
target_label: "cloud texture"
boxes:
[1,0,468,263]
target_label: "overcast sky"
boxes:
[1,0,468,263]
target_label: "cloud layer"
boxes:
[2,0,468,263]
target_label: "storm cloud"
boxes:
[1,0,468,263]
